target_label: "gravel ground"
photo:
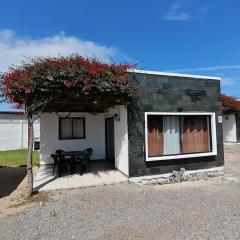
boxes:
[0,144,240,240]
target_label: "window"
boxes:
[34,141,40,150]
[59,117,85,139]
[145,112,217,161]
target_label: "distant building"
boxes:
[221,95,240,143]
[223,113,240,142]
[0,111,40,151]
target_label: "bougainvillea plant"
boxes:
[221,94,240,114]
[0,55,136,195]
[0,55,136,113]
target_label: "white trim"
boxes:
[145,112,216,116]
[145,112,218,162]
[207,116,210,151]
[147,152,216,161]
[128,69,221,81]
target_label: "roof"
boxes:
[0,111,24,115]
[129,69,221,81]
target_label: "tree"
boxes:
[0,55,136,195]
[221,94,240,114]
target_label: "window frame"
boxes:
[59,117,86,140]
[145,112,217,161]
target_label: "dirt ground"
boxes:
[0,144,239,215]
[223,143,240,175]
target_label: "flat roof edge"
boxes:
[0,111,24,114]
[128,69,221,81]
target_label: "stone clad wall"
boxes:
[127,72,224,177]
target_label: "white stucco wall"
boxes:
[0,113,40,151]
[222,114,237,142]
[40,112,106,164]
[40,106,129,176]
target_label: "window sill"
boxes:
[146,151,217,162]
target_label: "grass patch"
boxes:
[0,149,39,167]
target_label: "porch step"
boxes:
[33,169,128,192]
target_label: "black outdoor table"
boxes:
[64,151,85,158]
[64,151,90,174]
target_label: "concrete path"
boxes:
[34,168,128,191]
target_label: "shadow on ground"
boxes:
[0,167,26,198]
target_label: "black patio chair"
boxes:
[83,148,93,156]
[82,148,93,173]
[54,149,68,177]
[75,156,84,174]
[55,149,65,156]
[75,148,93,174]
[51,154,61,177]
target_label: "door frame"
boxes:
[105,117,115,163]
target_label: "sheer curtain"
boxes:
[60,118,72,139]
[163,116,181,155]
[73,118,84,138]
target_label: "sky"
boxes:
[0,0,239,110]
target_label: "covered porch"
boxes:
[1,55,136,195]
[36,105,129,191]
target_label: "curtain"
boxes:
[182,116,209,153]
[147,115,210,157]
[163,116,181,155]
[72,118,84,138]
[60,118,72,139]
[147,115,164,157]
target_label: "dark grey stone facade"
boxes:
[127,72,224,177]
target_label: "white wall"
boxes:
[222,114,237,142]
[40,112,106,164]
[40,107,129,176]
[106,106,129,176]
[0,113,40,151]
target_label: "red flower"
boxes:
[1,55,136,111]
[64,80,76,88]
[221,94,240,112]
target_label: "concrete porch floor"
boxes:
[33,161,128,192]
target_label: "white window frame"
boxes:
[145,112,217,161]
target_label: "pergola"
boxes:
[0,55,136,195]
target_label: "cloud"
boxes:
[0,29,121,72]
[220,77,235,86]
[169,65,240,72]
[167,64,240,86]
[164,0,191,21]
